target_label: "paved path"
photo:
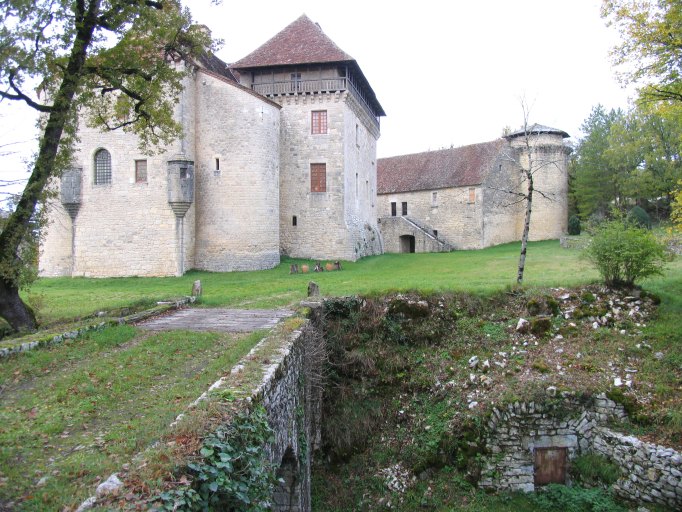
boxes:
[138,308,294,333]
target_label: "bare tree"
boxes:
[487,102,569,285]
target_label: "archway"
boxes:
[273,447,301,511]
[399,235,415,253]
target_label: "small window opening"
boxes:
[215,158,220,171]
[391,202,397,216]
[292,215,297,226]
[402,202,408,216]
[310,163,326,193]
[311,111,327,134]
[432,191,438,206]
[94,148,112,185]
[135,159,147,183]
[180,167,188,179]
[433,229,438,238]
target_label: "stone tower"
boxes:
[231,15,386,261]
[505,124,570,241]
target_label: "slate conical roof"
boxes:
[506,124,569,139]
[232,14,355,69]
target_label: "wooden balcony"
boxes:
[252,78,380,129]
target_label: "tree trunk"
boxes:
[0,278,37,332]
[517,168,534,285]
[0,3,97,331]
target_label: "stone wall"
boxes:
[377,186,484,250]
[376,133,569,252]
[507,134,570,241]
[378,216,452,253]
[277,91,381,261]
[479,395,682,509]
[258,323,324,511]
[193,70,281,271]
[40,66,197,278]
[592,427,682,508]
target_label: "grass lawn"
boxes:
[1,239,680,510]
[0,326,265,511]
[22,240,602,328]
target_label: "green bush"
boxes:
[584,217,669,287]
[570,453,620,486]
[155,405,278,511]
[531,484,626,512]
[568,215,582,235]
[627,205,651,229]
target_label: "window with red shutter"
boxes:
[310,163,326,192]
[311,111,327,134]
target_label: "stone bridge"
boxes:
[143,306,325,511]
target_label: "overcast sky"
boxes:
[0,0,634,201]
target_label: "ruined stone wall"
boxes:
[592,427,682,508]
[193,71,281,271]
[479,395,682,509]
[377,187,484,250]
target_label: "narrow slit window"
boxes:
[468,187,476,204]
[292,215,297,226]
[215,158,220,171]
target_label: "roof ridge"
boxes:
[231,14,355,69]
[378,138,506,161]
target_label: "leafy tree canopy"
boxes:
[0,0,217,331]
[602,0,682,106]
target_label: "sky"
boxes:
[0,0,635,202]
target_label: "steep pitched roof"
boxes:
[231,14,354,69]
[377,139,506,194]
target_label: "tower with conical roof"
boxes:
[232,14,386,260]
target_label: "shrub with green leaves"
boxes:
[627,205,651,229]
[156,405,278,511]
[584,217,669,287]
[568,215,582,235]
[531,484,626,512]
[570,453,620,486]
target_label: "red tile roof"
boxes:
[377,139,506,194]
[231,14,354,69]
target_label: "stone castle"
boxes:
[40,15,569,278]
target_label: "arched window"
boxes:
[94,149,112,184]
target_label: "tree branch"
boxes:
[1,73,53,112]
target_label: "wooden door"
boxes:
[534,447,567,486]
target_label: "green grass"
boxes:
[21,241,600,327]
[0,325,265,511]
